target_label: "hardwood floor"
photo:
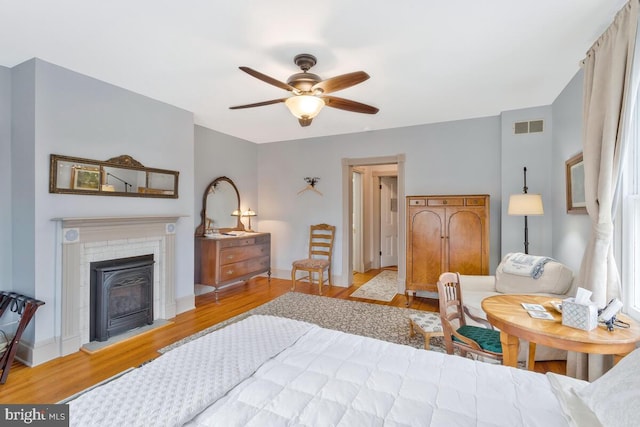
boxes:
[1,270,565,403]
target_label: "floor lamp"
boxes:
[508,167,544,254]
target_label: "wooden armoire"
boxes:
[406,194,489,303]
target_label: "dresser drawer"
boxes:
[408,198,426,207]
[465,197,486,206]
[219,255,270,281]
[219,243,269,266]
[427,198,464,207]
[219,237,256,248]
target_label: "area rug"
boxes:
[159,292,443,354]
[349,270,398,302]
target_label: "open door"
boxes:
[379,176,398,268]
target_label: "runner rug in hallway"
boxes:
[349,270,398,302]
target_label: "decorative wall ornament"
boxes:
[298,177,322,195]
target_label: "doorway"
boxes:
[341,155,406,288]
[352,168,398,274]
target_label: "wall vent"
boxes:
[514,119,544,134]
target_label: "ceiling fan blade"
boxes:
[239,67,298,92]
[322,96,379,114]
[312,71,370,94]
[229,98,287,109]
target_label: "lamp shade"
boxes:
[285,95,325,119]
[508,194,544,216]
[230,209,242,217]
[242,208,257,217]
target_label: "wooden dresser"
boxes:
[195,232,271,300]
[406,194,489,303]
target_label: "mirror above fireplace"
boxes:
[49,154,179,198]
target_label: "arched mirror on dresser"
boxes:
[195,176,243,236]
[194,176,271,301]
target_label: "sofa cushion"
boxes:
[495,254,573,295]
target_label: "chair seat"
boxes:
[454,325,502,354]
[408,312,444,350]
[292,258,330,269]
[409,312,442,333]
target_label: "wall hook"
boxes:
[298,177,322,195]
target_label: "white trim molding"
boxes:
[341,154,406,287]
[51,216,182,358]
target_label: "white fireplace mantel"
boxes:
[53,215,185,357]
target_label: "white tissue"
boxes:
[574,287,592,305]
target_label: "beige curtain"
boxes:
[568,0,640,381]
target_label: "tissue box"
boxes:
[562,298,598,331]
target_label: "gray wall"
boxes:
[256,116,504,283]
[500,106,554,257]
[551,70,591,272]
[10,60,36,304]
[255,92,585,285]
[9,59,195,357]
[194,125,258,230]
[0,66,11,292]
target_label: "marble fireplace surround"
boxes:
[56,216,180,357]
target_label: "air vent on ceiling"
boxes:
[514,119,544,134]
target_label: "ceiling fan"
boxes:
[229,54,379,127]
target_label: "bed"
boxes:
[68,315,638,426]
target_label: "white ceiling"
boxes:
[0,0,627,144]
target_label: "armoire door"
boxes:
[446,207,488,275]
[408,207,444,291]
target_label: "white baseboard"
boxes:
[175,294,195,314]
[19,337,59,367]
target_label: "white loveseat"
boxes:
[459,253,576,361]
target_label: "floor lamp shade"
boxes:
[508,194,544,216]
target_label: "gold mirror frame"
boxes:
[49,154,179,198]
[195,176,244,236]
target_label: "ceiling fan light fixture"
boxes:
[285,95,325,120]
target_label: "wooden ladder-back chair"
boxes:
[437,272,503,363]
[291,224,336,295]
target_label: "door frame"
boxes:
[341,154,406,287]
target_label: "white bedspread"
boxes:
[186,319,570,427]
[69,315,572,426]
[68,315,313,427]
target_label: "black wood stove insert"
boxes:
[90,254,154,342]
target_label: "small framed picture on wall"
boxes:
[565,152,587,214]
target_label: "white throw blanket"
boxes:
[68,315,314,427]
[502,253,552,279]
